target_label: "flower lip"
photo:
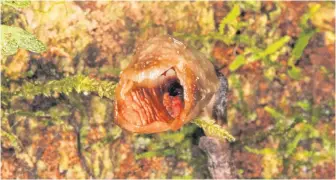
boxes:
[115,68,185,133]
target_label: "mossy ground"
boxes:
[1,1,335,179]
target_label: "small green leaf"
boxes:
[219,4,240,34]
[287,66,302,80]
[260,36,291,58]
[286,132,304,156]
[229,55,246,72]
[245,146,276,155]
[296,100,311,111]
[160,133,185,144]
[264,106,284,120]
[289,30,315,66]
[2,131,23,152]
[1,25,47,56]
[1,38,18,56]
[300,4,320,29]
[2,0,31,8]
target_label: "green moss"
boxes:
[12,74,116,99]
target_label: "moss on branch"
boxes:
[193,117,235,142]
[13,74,117,99]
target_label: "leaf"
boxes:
[286,132,304,156]
[296,100,311,111]
[2,130,23,152]
[160,133,185,144]
[229,55,246,72]
[249,36,290,62]
[300,4,321,29]
[259,36,291,58]
[1,0,31,8]
[289,30,315,66]
[193,117,235,142]
[1,25,46,56]
[219,4,240,34]
[1,38,18,56]
[287,66,302,80]
[245,146,275,155]
[264,106,284,120]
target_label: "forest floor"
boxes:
[1,1,335,179]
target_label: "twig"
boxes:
[199,136,237,179]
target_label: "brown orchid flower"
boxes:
[114,35,225,133]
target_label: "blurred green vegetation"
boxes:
[1,1,335,179]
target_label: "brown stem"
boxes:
[199,136,237,179]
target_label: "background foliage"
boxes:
[1,1,335,179]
